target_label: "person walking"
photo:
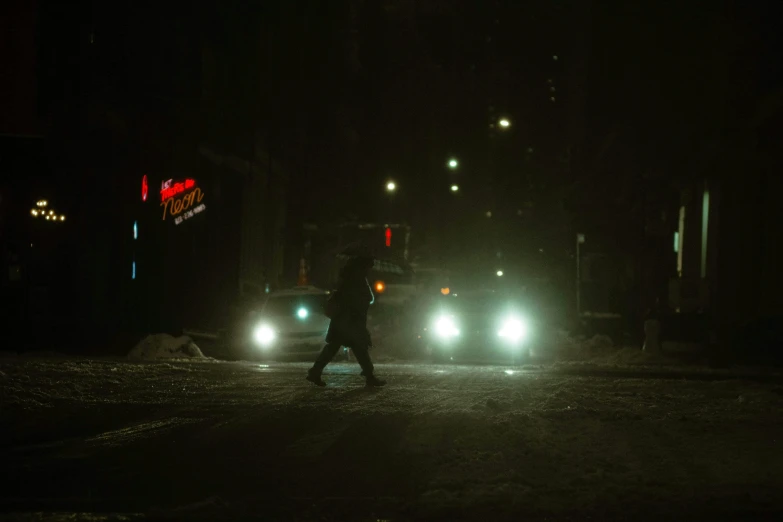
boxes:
[306,255,386,387]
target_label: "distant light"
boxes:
[45,215,51,220]
[31,209,37,217]
[37,200,48,208]
[505,369,515,375]
[486,211,492,218]
[49,210,54,215]
[59,215,65,221]
[550,97,556,102]
[496,270,504,277]
[133,220,138,239]
[386,181,396,192]
[297,307,308,319]
[448,158,458,169]
[142,175,148,202]
[499,118,511,128]
[132,260,136,280]
[553,55,559,61]
[674,231,679,253]
[440,287,450,295]
[375,281,386,293]
[450,184,459,192]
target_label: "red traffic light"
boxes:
[385,227,392,247]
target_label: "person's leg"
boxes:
[352,345,386,386]
[307,343,341,386]
[313,342,341,370]
[351,344,374,375]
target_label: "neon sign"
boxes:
[160,178,196,202]
[160,178,206,223]
[141,175,148,202]
[174,203,206,226]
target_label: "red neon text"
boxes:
[160,178,196,202]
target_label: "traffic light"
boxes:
[385,227,392,247]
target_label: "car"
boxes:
[243,286,350,361]
[421,289,538,364]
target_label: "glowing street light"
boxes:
[496,270,504,277]
[450,184,459,192]
[498,118,511,129]
[386,181,396,192]
[447,158,458,169]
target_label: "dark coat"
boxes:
[325,269,375,348]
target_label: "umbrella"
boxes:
[337,241,414,275]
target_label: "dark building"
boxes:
[2,1,296,351]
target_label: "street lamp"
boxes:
[496,270,504,277]
[450,184,459,192]
[447,158,458,169]
[498,118,511,129]
[386,181,396,192]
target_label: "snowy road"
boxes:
[2,358,783,521]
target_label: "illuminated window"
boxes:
[701,190,710,278]
[677,205,686,276]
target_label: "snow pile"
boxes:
[128,334,207,361]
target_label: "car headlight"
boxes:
[253,324,276,347]
[434,315,460,338]
[498,316,528,343]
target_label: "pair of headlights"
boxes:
[434,314,529,343]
